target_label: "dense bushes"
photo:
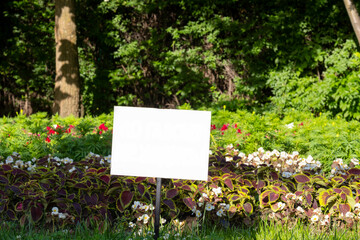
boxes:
[1,0,358,117]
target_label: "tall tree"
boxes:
[54,0,80,117]
[344,0,360,45]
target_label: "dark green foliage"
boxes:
[1,0,358,117]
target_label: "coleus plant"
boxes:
[0,146,360,231]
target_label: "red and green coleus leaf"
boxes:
[163,199,176,210]
[228,205,237,218]
[293,174,311,184]
[30,204,43,222]
[305,193,313,205]
[183,197,196,210]
[259,190,271,208]
[99,175,111,185]
[338,203,351,215]
[243,202,253,215]
[118,190,133,211]
[319,189,334,207]
[223,178,234,190]
[166,189,179,199]
[340,186,352,197]
[348,168,360,175]
[331,176,346,185]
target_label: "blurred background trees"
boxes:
[0,0,359,118]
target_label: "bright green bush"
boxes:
[268,40,360,120]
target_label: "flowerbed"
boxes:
[1,145,360,233]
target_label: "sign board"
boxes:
[110,106,211,181]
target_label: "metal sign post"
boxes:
[154,177,162,239]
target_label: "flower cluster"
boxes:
[51,207,70,220]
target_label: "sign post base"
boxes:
[154,177,162,239]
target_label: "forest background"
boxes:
[1,0,360,119]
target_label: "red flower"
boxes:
[237,129,242,134]
[234,123,238,129]
[299,122,304,126]
[211,124,216,130]
[46,127,56,135]
[99,123,108,131]
[65,125,75,133]
[220,124,229,131]
[45,136,51,143]
[99,131,103,135]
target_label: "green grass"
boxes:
[2,220,360,240]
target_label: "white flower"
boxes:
[143,214,150,224]
[100,159,105,164]
[297,196,303,201]
[16,235,21,239]
[280,152,287,159]
[212,187,222,196]
[306,155,314,163]
[195,210,202,218]
[311,215,319,222]
[282,172,292,178]
[205,203,214,211]
[346,212,355,218]
[313,208,322,215]
[226,144,233,149]
[69,166,76,173]
[258,147,265,153]
[132,201,141,210]
[285,193,296,200]
[286,160,293,166]
[277,202,285,210]
[298,160,307,167]
[5,156,13,164]
[334,158,343,165]
[58,213,66,219]
[129,221,136,228]
[354,203,360,209]
[105,155,111,163]
[351,158,359,165]
[137,215,143,221]
[296,206,304,213]
[202,193,208,198]
[216,208,225,217]
[238,152,246,158]
[161,218,166,224]
[225,156,233,162]
[209,150,213,155]
[51,207,59,215]
[198,202,204,207]
[286,122,294,129]
[149,204,155,211]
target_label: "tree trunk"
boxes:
[54,0,80,117]
[344,0,360,45]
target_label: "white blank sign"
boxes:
[110,106,211,181]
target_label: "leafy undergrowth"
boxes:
[1,146,360,235]
[1,110,360,236]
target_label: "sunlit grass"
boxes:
[1,219,360,240]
